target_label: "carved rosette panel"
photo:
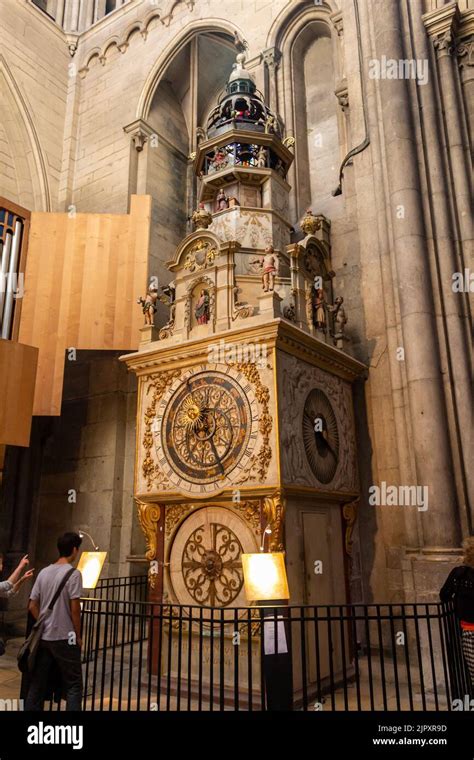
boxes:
[168,506,259,608]
[277,352,358,492]
[182,523,243,606]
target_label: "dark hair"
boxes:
[57,532,82,558]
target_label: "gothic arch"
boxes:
[136,19,246,121]
[0,55,50,211]
[266,3,343,220]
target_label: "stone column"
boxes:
[424,6,472,266]
[123,119,154,202]
[262,47,282,114]
[455,33,474,152]
[373,0,459,548]
[409,0,472,536]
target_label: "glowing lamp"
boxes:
[241,552,290,603]
[77,551,107,589]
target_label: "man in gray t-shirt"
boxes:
[25,532,84,711]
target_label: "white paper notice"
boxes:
[263,616,288,655]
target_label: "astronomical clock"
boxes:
[122,54,366,615]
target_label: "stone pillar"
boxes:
[54,0,66,26]
[373,0,459,548]
[262,47,282,114]
[424,6,472,265]
[123,119,154,203]
[409,0,472,537]
[455,33,474,151]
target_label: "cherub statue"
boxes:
[137,284,159,326]
[327,296,347,349]
[250,246,279,292]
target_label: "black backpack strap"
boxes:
[48,568,76,611]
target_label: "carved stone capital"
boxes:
[262,47,282,71]
[330,11,343,38]
[335,80,349,112]
[455,35,474,68]
[123,118,155,152]
[423,3,460,59]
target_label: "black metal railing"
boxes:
[92,575,148,603]
[64,599,473,711]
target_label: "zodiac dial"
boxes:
[154,367,260,494]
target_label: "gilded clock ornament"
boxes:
[153,366,260,494]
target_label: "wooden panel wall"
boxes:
[0,340,38,446]
[18,195,152,416]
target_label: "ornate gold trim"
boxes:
[233,500,261,533]
[342,498,359,557]
[165,503,194,537]
[142,369,181,490]
[136,499,161,588]
[227,362,273,484]
[263,489,285,551]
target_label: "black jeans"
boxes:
[25,639,83,711]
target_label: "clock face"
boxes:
[302,389,339,484]
[154,366,260,494]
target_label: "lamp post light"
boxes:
[241,551,293,711]
[76,528,106,590]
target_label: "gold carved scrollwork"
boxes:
[165,504,194,537]
[142,369,182,490]
[263,489,285,552]
[342,499,359,557]
[233,501,261,533]
[227,362,272,484]
[136,499,161,588]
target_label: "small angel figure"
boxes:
[250,245,279,292]
[137,284,159,326]
[327,296,347,349]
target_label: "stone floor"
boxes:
[0,636,450,712]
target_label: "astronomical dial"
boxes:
[302,389,339,484]
[153,366,260,494]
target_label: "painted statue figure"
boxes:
[256,146,267,168]
[195,289,210,324]
[259,114,277,134]
[210,146,228,172]
[216,189,229,211]
[327,296,347,349]
[251,246,279,292]
[137,284,159,326]
[313,283,326,331]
